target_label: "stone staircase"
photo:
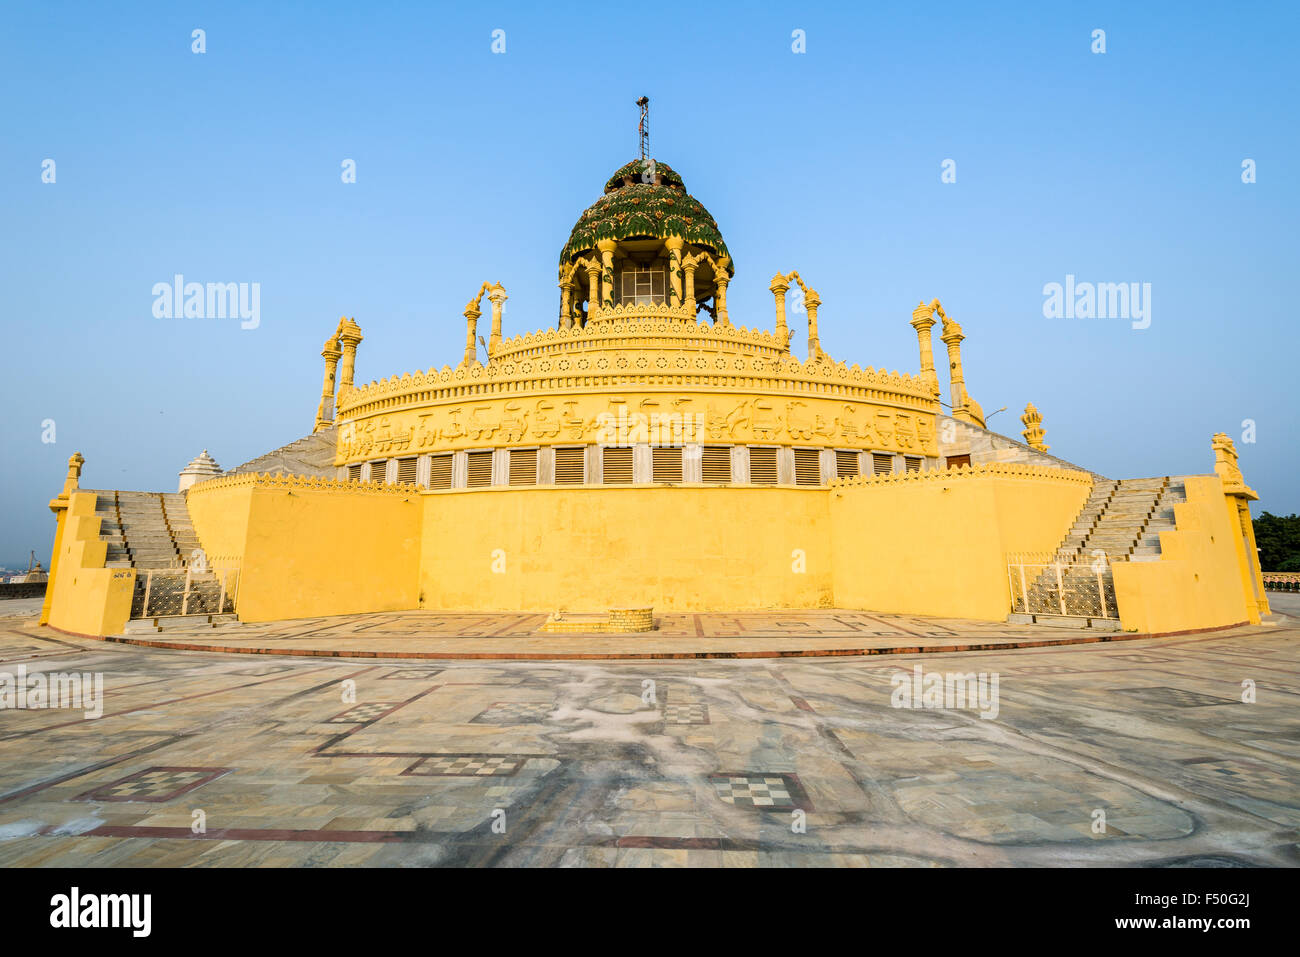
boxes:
[89,490,202,569]
[1009,476,1188,627]
[85,489,236,627]
[1053,477,1187,564]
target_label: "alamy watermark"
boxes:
[50,887,150,937]
[1042,275,1151,330]
[890,665,999,720]
[0,665,103,719]
[596,408,706,446]
[152,274,260,329]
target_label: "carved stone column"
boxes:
[683,257,698,316]
[665,236,684,307]
[584,261,601,323]
[940,323,971,423]
[558,277,574,329]
[909,302,941,399]
[314,336,342,432]
[487,282,507,357]
[805,288,822,359]
[596,239,618,313]
[714,271,731,325]
[337,318,363,394]
[461,301,481,367]
[769,274,791,350]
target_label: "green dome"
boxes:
[602,159,688,192]
[560,160,731,268]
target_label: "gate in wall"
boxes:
[1007,555,1119,620]
[130,567,239,619]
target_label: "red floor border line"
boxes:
[79,824,406,843]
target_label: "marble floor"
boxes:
[103,606,1195,659]
[0,598,1297,867]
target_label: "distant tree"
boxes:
[1253,512,1300,571]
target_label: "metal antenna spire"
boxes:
[637,96,649,162]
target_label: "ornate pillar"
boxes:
[337,318,363,393]
[665,236,684,307]
[314,336,342,432]
[909,302,941,399]
[714,269,731,325]
[1020,403,1049,451]
[805,288,822,359]
[56,451,84,499]
[1213,433,1270,621]
[584,261,601,323]
[683,257,697,316]
[461,300,481,367]
[769,274,791,351]
[939,323,971,423]
[40,452,84,626]
[558,277,574,329]
[596,239,618,313]
[487,282,507,356]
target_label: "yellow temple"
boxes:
[39,122,1270,642]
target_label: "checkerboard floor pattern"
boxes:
[1113,687,1238,708]
[406,755,525,777]
[662,703,709,724]
[76,767,229,803]
[708,773,798,808]
[329,702,396,723]
[470,702,553,725]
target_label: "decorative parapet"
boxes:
[585,301,697,325]
[830,462,1093,490]
[490,310,788,360]
[336,317,937,419]
[186,471,418,497]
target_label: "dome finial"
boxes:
[637,96,649,162]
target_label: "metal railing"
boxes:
[1007,554,1119,620]
[131,567,239,619]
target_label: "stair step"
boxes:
[92,488,210,574]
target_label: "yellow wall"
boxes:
[184,479,254,564]
[45,464,1267,637]
[418,485,833,612]
[188,468,1090,621]
[44,491,136,636]
[1112,476,1259,633]
[187,476,422,622]
[829,465,1092,621]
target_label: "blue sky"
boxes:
[2,1,1296,567]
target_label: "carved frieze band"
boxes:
[335,393,939,463]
